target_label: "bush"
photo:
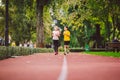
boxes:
[70,48,84,52]
[0,46,8,59]
[0,46,54,60]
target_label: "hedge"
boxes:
[0,46,54,60]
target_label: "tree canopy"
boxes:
[0,0,120,48]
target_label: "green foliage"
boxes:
[0,46,54,60]
[70,48,84,52]
[9,0,36,45]
[0,1,5,37]
[0,0,120,48]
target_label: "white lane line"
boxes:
[58,56,68,80]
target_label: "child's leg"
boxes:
[53,40,58,55]
[66,45,70,53]
[64,45,67,54]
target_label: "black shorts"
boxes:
[64,41,70,45]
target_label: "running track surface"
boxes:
[0,53,120,80]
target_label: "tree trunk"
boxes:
[5,0,9,46]
[36,0,44,47]
[112,15,116,40]
[95,24,103,48]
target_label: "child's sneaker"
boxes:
[55,52,58,55]
[64,52,66,55]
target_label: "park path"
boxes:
[0,53,120,80]
[67,53,120,80]
[0,53,63,80]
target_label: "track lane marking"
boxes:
[58,56,68,80]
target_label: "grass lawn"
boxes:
[85,51,120,58]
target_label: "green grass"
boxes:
[85,51,120,58]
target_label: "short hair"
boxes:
[65,26,68,29]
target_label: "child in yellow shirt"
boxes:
[63,26,70,55]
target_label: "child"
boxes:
[52,26,60,55]
[63,26,70,55]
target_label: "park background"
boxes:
[0,0,120,58]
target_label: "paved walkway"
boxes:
[0,53,120,80]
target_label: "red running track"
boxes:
[0,53,63,80]
[0,53,120,80]
[67,53,120,80]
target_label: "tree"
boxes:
[1,0,119,48]
[36,0,45,47]
[0,1,5,37]
[36,0,52,47]
[5,0,9,46]
[9,0,36,45]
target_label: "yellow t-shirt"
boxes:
[63,30,70,41]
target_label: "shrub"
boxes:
[70,48,84,52]
[0,46,54,60]
[0,46,8,59]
